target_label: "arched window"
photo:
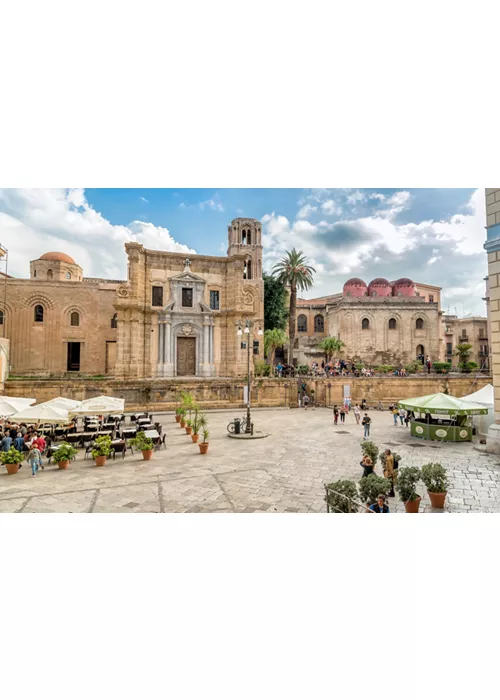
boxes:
[247,230,251,245]
[34,305,44,322]
[297,315,308,332]
[111,313,118,329]
[0,310,4,325]
[388,318,397,330]
[416,317,424,330]
[47,269,53,280]
[70,311,80,327]
[314,315,324,332]
[243,260,252,280]
[66,272,71,280]
[33,270,37,278]
[242,230,247,245]
[362,318,370,330]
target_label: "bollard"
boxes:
[234,418,241,435]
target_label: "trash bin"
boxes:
[234,418,241,435]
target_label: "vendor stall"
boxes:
[398,392,488,442]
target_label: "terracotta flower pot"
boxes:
[191,433,199,443]
[185,426,193,435]
[428,491,447,509]
[94,456,107,467]
[58,460,70,470]
[142,449,153,461]
[180,421,186,428]
[404,496,421,513]
[199,442,209,454]
[5,463,20,475]
[175,415,181,423]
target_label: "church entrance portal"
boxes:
[177,337,196,376]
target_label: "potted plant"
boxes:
[359,473,391,510]
[421,462,449,508]
[178,408,186,428]
[324,479,359,513]
[191,410,207,443]
[91,435,112,467]
[199,427,210,454]
[1,446,24,475]
[396,466,422,513]
[361,440,379,465]
[52,442,78,469]
[175,407,182,423]
[185,418,193,435]
[130,431,155,461]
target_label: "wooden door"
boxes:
[106,341,117,374]
[177,337,196,376]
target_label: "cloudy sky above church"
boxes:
[0,188,487,316]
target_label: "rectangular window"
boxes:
[446,342,452,355]
[429,294,434,303]
[210,290,220,310]
[152,286,163,307]
[479,328,485,338]
[182,287,193,307]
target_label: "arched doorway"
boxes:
[416,344,425,364]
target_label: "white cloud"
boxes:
[140,196,149,203]
[346,191,365,205]
[321,200,342,216]
[199,198,224,212]
[297,203,317,219]
[369,193,386,201]
[0,188,195,280]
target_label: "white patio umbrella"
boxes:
[0,396,36,416]
[70,395,124,416]
[10,402,70,424]
[44,396,82,411]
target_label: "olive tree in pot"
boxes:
[199,427,210,454]
[91,435,113,467]
[396,466,422,513]
[359,474,392,510]
[361,440,379,465]
[324,479,359,513]
[1,446,24,475]
[421,462,449,509]
[130,431,155,461]
[52,443,78,469]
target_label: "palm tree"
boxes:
[319,336,345,362]
[264,328,288,366]
[272,249,315,364]
[455,343,473,371]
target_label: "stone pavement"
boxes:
[1,408,499,513]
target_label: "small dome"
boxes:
[343,278,367,298]
[368,277,391,287]
[39,251,76,264]
[393,277,414,286]
[344,277,367,286]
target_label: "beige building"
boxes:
[295,277,443,367]
[441,315,489,369]
[484,188,500,450]
[0,218,264,379]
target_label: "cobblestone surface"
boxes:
[1,408,498,513]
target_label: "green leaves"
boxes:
[263,273,288,331]
[421,462,448,494]
[325,479,359,513]
[359,474,392,505]
[52,443,78,462]
[319,337,345,360]
[272,248,316,291]
[0,446,24,465]
[395,466,421,502]
[361,440,379,464]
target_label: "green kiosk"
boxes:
[398,392,488,443]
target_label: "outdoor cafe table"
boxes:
[143,430,160,439]
[121,429,137,437]
[137,418,151,425]
[137,423,153,431]
[97,431,113,437]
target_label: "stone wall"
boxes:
[4,375,491,412]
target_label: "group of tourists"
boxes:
[360,448,400,512]
[0,421,48,476]
[332,403,372,437]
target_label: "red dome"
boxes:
[39,251,76,264]
[368,278,392,297]
[343,278,367,298]
[393,277,416,297]
[393,277,414,285]
[368,277,391,286]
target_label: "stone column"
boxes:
[164,320,174,377]
[157,320,164,376]
[484,188,500,452]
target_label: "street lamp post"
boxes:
[237,319,263,434]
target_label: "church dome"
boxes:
[39,251,76,264]
[368,277,392,297]
[343,278,367,297]
[393,277,416,297]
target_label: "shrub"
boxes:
[421,462,449,494]
[254,360,271,377]
[1,447,24,465]
[52,443,78,463]
[374,365,394,374]
[130,431,154,452]
[355,363,365,370]
[361,440,379,464]
[379,451,402,470]
[395,466,421,502]
[325,479,359,513]
[405,361,420,374]
[433,361,452,374]
[91,435,113,459]
[297,365,310,375]
[359,474,392,505]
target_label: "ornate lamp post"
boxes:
[236,319,263,434]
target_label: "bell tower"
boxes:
[227,218,263,280]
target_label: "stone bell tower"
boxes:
[227,218,263,281]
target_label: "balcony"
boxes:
[445,328,454,335]
[459,335,468,342]
[479,349,489,356]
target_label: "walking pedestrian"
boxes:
[27,445,42,477]
[398,407,405,425]
[369,494,390,513]
[354,405,361,424]
[362,413,371,438]
[340,407,346,423]
[426,355,431,374]
[360,455,374,478]
[392,407,399,426]
[333,405,339,425]
[383,449,397,497]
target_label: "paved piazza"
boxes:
[1,408,499,513]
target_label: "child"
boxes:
[28,445,42,477]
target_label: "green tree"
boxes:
[272,249,315,363]
[263,272,288,331]
[455,343,473,371]
[318,336,345,362]
[264,328,288,366]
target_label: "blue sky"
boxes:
[0,188,487,316]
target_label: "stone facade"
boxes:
[484,188,500,450]
[441,314,489,368]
